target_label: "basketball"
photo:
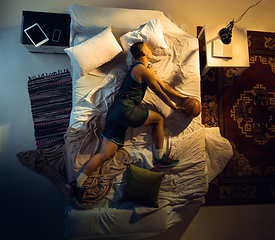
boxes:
[182,97,202,118]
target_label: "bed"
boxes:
[17,4,233,240]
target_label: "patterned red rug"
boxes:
[198,28,275,205]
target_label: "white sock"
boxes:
[76,173,88,187]
[154,148,164,160]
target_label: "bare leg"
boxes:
[143,110,164,149]
[142,110,178,167]
[81,137,119,177]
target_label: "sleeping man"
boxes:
[67,41,188,206]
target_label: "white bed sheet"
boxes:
[64,4,233,239]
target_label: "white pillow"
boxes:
[64,27,123,76]
[120,19,171,67]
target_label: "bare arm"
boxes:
[143,68,178,111]
[131,64,188,116]
[135,65,187,117]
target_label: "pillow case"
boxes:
[120,19,171,67]
[120,164,165,208]
[64,26,122,76]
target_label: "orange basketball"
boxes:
[182,97,202,118]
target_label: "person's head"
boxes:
[130,42,153,60]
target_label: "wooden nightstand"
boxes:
[198,24,250,76]
[20,11,70,54]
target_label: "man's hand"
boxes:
[175,107,190,118]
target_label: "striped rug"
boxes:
[28,70,72,149]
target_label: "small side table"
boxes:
[20,11,70,54]
[198,24,250,76]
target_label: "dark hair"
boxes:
[130,41,145,59]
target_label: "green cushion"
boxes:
[120,164,165,208]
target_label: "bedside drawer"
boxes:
[21,11,70,54]
[23,44,67,54]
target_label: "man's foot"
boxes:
[153,154,179,168]
[66,180,84,206]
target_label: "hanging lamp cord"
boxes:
[234,0,263,24]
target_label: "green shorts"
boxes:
[101,99,149,146]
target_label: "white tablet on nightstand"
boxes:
[24,23,49,47]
